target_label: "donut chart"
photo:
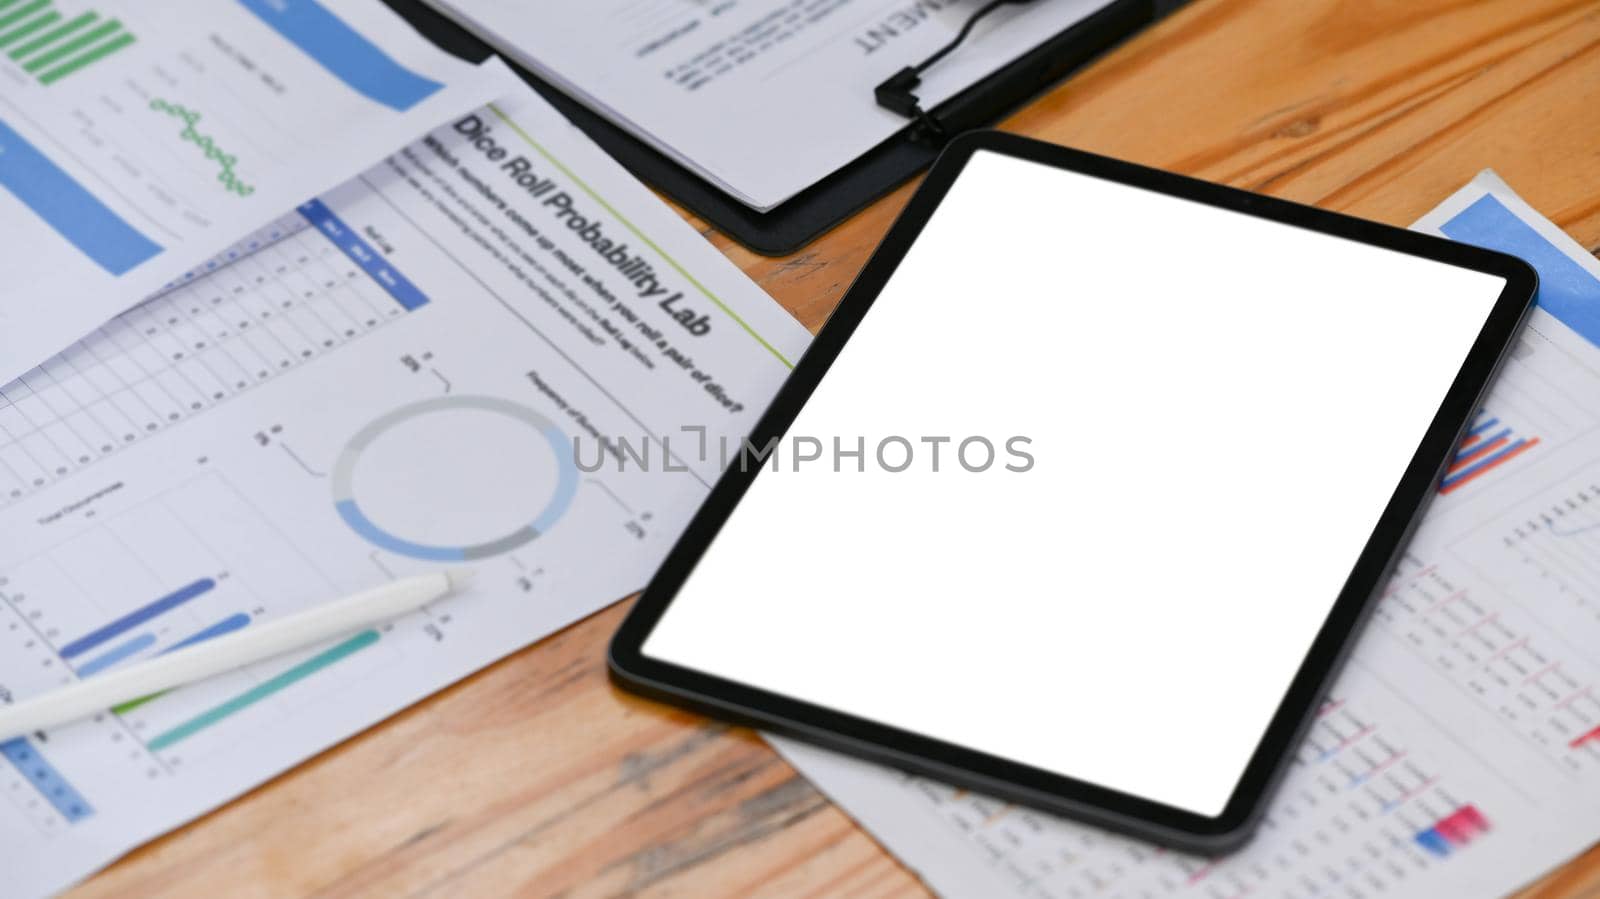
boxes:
[331,396,578,561]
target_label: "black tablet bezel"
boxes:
[609,131,1539,854]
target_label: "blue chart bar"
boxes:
[75,631,157,677]
[1442,195,1600,348]
[1440,410,1540,494]
[0,116,163,275]
[164,611,251,653]
[297,198,429,311]
[1414,826,1451,858]
[107,612,254,715]
[58,577,216,660]
[0,737,93,823]
[236,0,442,111]
[1466,427,1511,452]
[1442,437,1533,491]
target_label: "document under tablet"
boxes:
[639,150,1509,819]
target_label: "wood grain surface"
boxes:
[70,0,1600,896]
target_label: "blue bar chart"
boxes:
[235,0,442,111]
[74,631,156,677]
[0,116,162,275]
[0,471,387,828]
[58,577,215,660]
[111,613,253,715]
[165,612,252,654]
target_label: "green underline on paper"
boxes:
[486,103,794,370]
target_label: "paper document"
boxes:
[424,0,1107,211]
[772,171,1600,898]
[0,85,810,898]
[0,0,518,384]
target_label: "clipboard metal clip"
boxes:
[873,0,1039,143]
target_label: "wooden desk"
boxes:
[73,0,1600,895]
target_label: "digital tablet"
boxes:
[608,132,1537,852]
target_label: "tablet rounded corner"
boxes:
[1504,251,1541,310]
[605,625,650,694]
[1183,809,1269,857]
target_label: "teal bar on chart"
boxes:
[146,629,379,752]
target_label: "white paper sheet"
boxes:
[0,0,518,385]
[772,171,1600,898]
[0,85,809,898]
[424,0,1107,211]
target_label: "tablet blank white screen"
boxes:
[642,151,1506,817]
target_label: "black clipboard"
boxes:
[383,0,1190,256]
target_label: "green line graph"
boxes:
[0,0,134,84]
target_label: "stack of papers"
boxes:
[421,0,1109,211]
[0,2,812,895]
[771,172,1600,899]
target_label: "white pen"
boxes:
[0,570,472,742]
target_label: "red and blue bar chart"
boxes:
[1440,411,1539,495]
[1412,804,1491,858]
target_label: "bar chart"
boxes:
[143,629,379,752]
[59,578,219,663]
[1440,411,1540,495]
[0,115,163,277]
[235,0,442,112]
[1428,314,1600,503]
[0,0,338,280]
[0,1,137,86]
[1413,804,1491,858]
[0,200,429,510]
[0,470,395,821]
